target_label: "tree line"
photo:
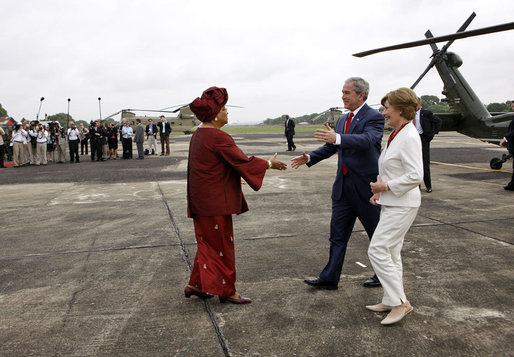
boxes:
[262,96,513,125]
[1,96,512,127]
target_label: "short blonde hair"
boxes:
[381,87,418,121]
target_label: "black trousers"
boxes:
[286,133,296,151]
[96,140,104,160]
[81,138,88,155]
[122,138,132,159]
[0,144,4,167]
[319,173,381,283]
[420,135,432,189]
[90,140,98,161]
[507,159,514,188]
[69,140,79,162]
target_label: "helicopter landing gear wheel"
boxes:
[490,157,503,170]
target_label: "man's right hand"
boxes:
[291,152,308,169]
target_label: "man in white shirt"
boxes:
[11,123,27,167]
[36,124,48,165]
[68,122,80,163]
[157,116,171,156]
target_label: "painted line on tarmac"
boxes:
[417,213,513,246]
[157,183,230,357]
[431,161,511,173]
[0,244,181,262]
[432,139,490,146]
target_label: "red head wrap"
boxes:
[189,86,229,123]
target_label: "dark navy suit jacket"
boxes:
[506,119,514,154]
[307,104,384,201]
[420,108,442,140]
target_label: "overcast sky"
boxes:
[1,0,513,124]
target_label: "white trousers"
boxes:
[368,205,418,306]
[147,135,157,153]
[36,143,47,165]
[55,140,67,162]
[27,144,36,164]
[13,142,24,166]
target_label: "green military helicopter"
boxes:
[102,105,200,134]
[353,12,514,169]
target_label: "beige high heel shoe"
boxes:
[380,301,413,325]
[365,303,392,312]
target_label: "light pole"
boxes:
[98,97,102,120]
[67,98,71,129]
[37,97,45,121]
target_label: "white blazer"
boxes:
[377,122,423,208]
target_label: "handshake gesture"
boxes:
[268,153,287,171]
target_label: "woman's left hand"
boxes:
[369,193,380,206]
[370,175,386,194]
[269,153,287,170]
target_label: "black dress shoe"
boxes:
[425,187,433,193]
[504,185,514,191]
[304,277,338,290]
[363,274,382,288]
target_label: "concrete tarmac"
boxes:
[0,131,513,356]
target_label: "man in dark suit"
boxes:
[291,77,384,289]
[414,99,442,192]
[284,114,296,151]
[500,101,514,191]
[157,115,171,156]
[145,118,158,155]
[134,119,145,159]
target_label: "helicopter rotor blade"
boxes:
[102,110,123,120]
[411,28,460,90]
[411,58,437,90]
[353,21,514,58]
[172,105,189,113]
[438,12,476,55]
[159,104,189,111]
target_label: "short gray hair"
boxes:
[345,77,369,101]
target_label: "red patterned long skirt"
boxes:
[188,215,236,297]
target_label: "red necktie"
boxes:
[342,113,354,175]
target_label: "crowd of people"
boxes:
[0,115,175,167]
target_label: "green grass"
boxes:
[169,124,324,135]
[221,124,322,134]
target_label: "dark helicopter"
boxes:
[353,12,514,169]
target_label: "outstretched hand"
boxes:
[269,153,287,170]
[313,123,337,144]
[291,152,308,169]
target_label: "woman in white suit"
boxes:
[367,87,423,325]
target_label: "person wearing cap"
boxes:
[185,86,287,304]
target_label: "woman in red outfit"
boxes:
[185,87,287,304]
